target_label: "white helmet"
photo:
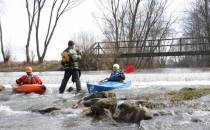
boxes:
[113,64,120,69]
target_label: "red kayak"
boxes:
[12,84,46,94]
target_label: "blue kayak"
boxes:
[87,80,132,94]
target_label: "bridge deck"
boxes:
[90,37,210,58]
[96,50,210,58]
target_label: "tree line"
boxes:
[0,0,210,69]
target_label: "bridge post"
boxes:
[158,39,160,53]
[179,38,182,52]
[96,42,100,70]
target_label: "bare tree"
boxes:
[0,25,11,63]
[25,0,83,63]
[0,1,8,63]
[25,0,38,63]
[30,50,36,63]
[98,0,173,68]
[74,32,97,70]
[183,0,210,37]
[0,21,6,62]
[182,0,210,66]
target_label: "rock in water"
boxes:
[90,98,117,115]
[32,107,61,114]
[83,91,116,100]
[113,102,153,123]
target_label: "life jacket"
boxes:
[108,70,125,82]
[16,75,42,85]
[61,51,71,64]
[61,48,81,68]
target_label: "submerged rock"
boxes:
[32,107,61,114]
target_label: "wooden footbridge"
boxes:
[89,37,210,58]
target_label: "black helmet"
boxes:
[68,40,75,46]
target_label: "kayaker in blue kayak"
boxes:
[105,64,125,82]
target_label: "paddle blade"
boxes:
[124,65,135,73]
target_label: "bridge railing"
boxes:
[89,37,210,57]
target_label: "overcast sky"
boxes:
[0,0,189,61]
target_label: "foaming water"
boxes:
[2,68,210,89]
[1,68,210,130]
[0,105,29,115]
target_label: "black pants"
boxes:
[59,68,81,93]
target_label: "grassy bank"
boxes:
[0,61,62,72]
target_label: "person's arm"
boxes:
[37,76,42,84]
[107,72,117,81]
[16,79,21,85]
[118,72,125,80]
[16,75,25,85]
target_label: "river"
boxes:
[1,68,210,130]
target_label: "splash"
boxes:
[0,105,29,115]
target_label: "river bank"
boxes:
[0,61,62,72]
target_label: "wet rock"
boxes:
[90,98,117,115]
[81,107,92,115]
[113,102,153,123]
[72,91,116,109]
[72,91,117,116]
[83,91,116,101]
[32,107,61,114]
[0,85,5,91]
[191,118,203,123]
[83,98,100,107]
[74,92,155,123]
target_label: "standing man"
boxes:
[59,40,82,94]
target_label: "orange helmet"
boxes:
[25,66,32,72]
